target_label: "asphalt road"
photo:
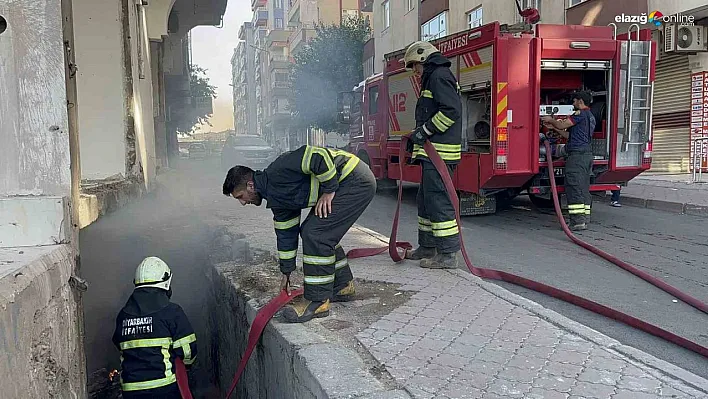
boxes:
[356,183,708,379]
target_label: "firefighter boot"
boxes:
[282,297,330,323]
[332,281,356,302]
[420,251,460,269]
[405,246,437,260]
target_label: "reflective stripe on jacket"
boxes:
[253,145,361,274]
[112,290,197,393]
[414,52,463,164]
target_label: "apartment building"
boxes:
[566,0,708,174]
[231,22,257,135]
[369,0,564,75]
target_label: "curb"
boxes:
[209,227,411,399]
[350,224,708,393]
[605,193,708,217]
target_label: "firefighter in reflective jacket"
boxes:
[223,145,376,323]
[112,257,197,398]
[403,41,462,269]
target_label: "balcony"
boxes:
[288,23,317,55]
[267,28,292,47]
[288,0,300,25]
[251,0,266,11]
[253,8,268,27]
[271,80,290,90]
[269,55,290,71]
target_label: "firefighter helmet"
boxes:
[134,256,172,291]
[403,41,439,69]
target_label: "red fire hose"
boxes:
[182,138,706,399]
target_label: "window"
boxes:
[275,0,284,8]
[568,0,585,6]
[467,7,483,29]
[274,18,283,29]
[421,11,447,41]
[368,86,379,115]
[382,1,390,30]
[406,0,415,13]
[517,0,540,22]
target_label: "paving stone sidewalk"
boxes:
[345,227,708,399]
[612,174,708,215]
[209,201,708,399]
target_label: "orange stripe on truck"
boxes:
[496,82,508,128]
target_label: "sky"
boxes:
[190,1,252,133]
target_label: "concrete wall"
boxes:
[0,0,71,197]
[373,0,419,74]
[0,245,86,398]
[72,0,128,181]
[128,2,157,189]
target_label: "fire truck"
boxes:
[337,20,656,215]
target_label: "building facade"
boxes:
[369,0,564,76]
[566,0,708,174]
[232,22,258,135]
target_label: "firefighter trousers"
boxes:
[565,149,593,225]
[300,161,377,302]
[417,160,460,253]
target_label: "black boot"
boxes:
[331,281,355,302]
[282,297,330,323]
[405,246,436,260]
[420,251,460,269]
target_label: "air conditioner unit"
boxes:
[664,24,708,53]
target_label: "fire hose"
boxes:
[179,138,707,399]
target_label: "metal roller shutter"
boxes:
[650,53,690,173]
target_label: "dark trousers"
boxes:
[611,189,620,202]
[565,149,593,225]
[417,160,460,253]
[300,161,376,301]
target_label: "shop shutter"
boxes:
[650,54,690,173]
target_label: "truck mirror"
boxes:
[337,92,354,124]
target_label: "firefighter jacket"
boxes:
[413,52,463,164]
[112,288,197,394]
[252,145,362,274]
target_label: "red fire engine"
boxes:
[338,20,656,215]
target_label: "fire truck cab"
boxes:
[338,22,656,215]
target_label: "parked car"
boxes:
[221,135,277,171]
[188,143,207,160]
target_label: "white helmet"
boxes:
[134,256,172,291]
[403,41,439,69]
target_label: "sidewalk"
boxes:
[610,174,708,216]
[346,226,707,399]
[209,200,708,399]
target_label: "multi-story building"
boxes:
[264,0,292,150]
[566,0,708,174]
[231,22,257,135]
[370,0,564,76]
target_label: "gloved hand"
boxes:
[405,135,414,154]
[280,261,295,275]
[410,126,429,146]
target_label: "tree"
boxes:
[174,64,217,135]
[290,16,371,133]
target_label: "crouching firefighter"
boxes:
[403,40,463,269]
[541,91,596,231]
[222,145,376,323]
[112,257,197,398]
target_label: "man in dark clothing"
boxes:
[222,145,376,323]
[402,40,463,269]
[542,91,597,230]
[113,257,197,399]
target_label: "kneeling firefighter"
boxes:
[403,41,463,269]
[112,257,197,399]
[222,145,376,323]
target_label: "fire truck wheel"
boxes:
[529,193,554,209]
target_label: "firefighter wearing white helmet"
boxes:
[403,41,463,269]
[112,256,197,398]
